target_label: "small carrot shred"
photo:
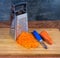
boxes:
[16,32,40,49]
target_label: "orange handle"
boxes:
[40,30,53,45]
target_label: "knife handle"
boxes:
[32,30,48,49]
[32,30,43,41]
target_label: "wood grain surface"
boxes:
[0,28,60,56]
[0,20,60,30]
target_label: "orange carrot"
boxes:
[16,32,40,48]
[40,30,53,45]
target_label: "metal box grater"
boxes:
[10,2,28,40]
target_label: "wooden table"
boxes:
[0,28,60,57]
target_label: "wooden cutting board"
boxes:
[0,28,60,56]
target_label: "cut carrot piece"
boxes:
[16,32,40,49]
[40,30,53,45]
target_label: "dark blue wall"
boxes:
[0,0,11,21]
[0,0,60,21]
[27,0,60,20]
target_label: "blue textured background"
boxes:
[27,0,60,20]
[0,0,11,21]
[0,0,60,21]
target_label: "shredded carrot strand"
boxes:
[16,32,40,48]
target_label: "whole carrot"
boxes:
[40,30,53,45]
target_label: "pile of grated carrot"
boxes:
[16,32,40,49]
